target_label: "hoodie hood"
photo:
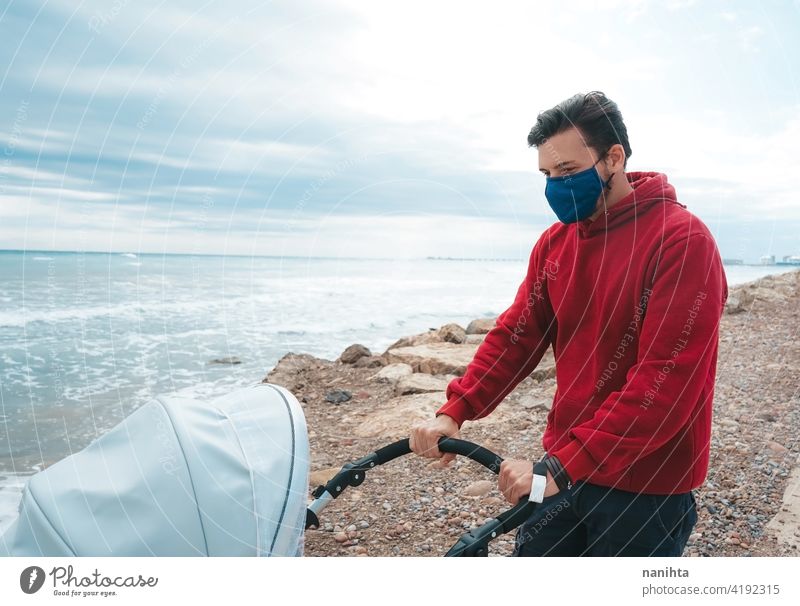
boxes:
[576,171,685,238]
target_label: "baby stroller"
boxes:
[0,382,309,556]
[1,381,537,557]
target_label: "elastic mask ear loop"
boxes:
[597,151,615,216]
[599,151,615,193]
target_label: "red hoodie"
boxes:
[436,171,728,495]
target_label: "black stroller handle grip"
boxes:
[373,438,411,464]
[374,437,504,472]
[437,437,504,473]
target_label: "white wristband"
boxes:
[529,468,547,503]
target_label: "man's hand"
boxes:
[498,459,560,504]
[410,414,460,468]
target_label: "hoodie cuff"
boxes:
[551,439,596,485]
[434,398,473,429]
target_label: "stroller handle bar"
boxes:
[374,437,503,471]
[305,437,540,556]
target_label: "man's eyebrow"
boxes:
[539,160,576,172]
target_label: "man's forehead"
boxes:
[537,128,593,169]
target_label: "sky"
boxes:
[1,0,799,261]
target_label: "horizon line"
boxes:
[0,248,528,261]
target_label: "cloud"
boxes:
[1,0,798,261]
[630,106,800,217]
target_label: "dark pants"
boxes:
[511,480,697,557]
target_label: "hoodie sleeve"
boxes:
[551,233,728,484]
[434,238,557,428]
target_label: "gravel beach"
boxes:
[268,268,800,557]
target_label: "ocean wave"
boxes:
[0,297,236,328]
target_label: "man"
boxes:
[409,91,728,556]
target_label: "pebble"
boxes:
[325,389,352,404]
[767,441,788,454]
[463,480,494,497]
[482,496,505,507]
[334,532,348,543]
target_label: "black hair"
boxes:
[527,91,632,168]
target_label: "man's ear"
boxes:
[607,143,626,171]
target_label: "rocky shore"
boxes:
[264,269,800,557]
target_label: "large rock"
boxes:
[353,355,386,368]
[466,318,496,334]
[725,269,800,314]
[208,356,242,365]
[338,344,372,364]
[384,329,441,351]
[385,342,480,375]
[438,323,466,344]
[265,352,331,388]
[394,373,450,396]
[725,289,755,315]
[369,363,414,383]
[351,392,446,438]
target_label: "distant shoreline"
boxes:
[1,248,798,266]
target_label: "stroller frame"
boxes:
[305,437,540,557]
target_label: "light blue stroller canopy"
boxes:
[0,382,309,556]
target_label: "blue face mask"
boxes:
[544,155,614,224]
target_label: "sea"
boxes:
[0,249,797,533]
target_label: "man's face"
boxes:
[538,127,603,179]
